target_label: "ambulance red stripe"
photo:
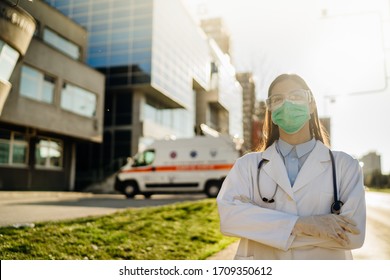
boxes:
[120,163,233,173]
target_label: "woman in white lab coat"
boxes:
[217,74,366,260]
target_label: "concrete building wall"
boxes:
[0,0,105,191]
[2,40,104,142]
[20,0,88,62]
[0,0,36,114]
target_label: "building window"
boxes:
[35,138,63,169]
[43,28,80,60]
[61,83,97,117]
[0,40,20,81]
[20,65,55,104]
[0,130,28,166]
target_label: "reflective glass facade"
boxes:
[45,0,153,81]
[152,0,209,109]
[46,0,211,139]
[148,0,210,138]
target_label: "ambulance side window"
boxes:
[132,149,155,167]
[144,150,155,165]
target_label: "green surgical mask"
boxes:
[271,101,310,134]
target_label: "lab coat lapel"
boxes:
[292,141,330,192]
[262,144,294,199]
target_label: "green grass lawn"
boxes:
[0,198,237,260]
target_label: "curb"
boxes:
[207,240,239,260]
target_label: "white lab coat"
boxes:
[217,140,366,260]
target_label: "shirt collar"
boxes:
[277,138,316,158]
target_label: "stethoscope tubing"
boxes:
[256,149,343,214]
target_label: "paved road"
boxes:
[0,191,206,227]
[352,191,390,259]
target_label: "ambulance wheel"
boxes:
[144,193,152,199]
[123,182,138,198]
[205,180,221,198]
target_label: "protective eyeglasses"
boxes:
[266,89,312,111]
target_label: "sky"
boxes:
[183,0,390,173]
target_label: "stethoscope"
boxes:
[257,149,344,214]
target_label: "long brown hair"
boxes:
[258,74,330,151]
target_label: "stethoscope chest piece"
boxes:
[331,200,344,215]
[262,197,275,203]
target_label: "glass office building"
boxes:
[46,0,211,152]
[45,0,210,127]
[46,0,243,182]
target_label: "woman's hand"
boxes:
[292,214,360,246]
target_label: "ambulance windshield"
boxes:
[132,149,155,167]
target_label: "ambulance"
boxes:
[114,135,241,198]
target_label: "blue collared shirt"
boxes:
[276,138,316,186]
